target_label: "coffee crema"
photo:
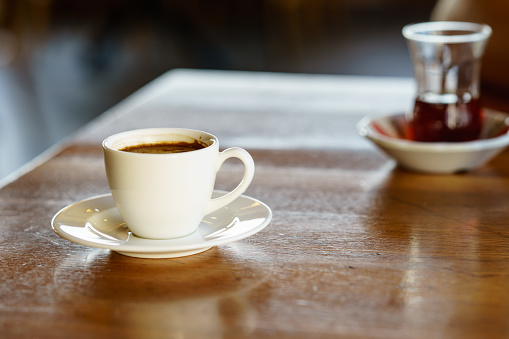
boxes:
[120,140,207,154]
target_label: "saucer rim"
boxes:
[357,109,509,152]
[51,191,272,256]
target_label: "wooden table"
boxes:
[2,69,509,338]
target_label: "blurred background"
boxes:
[0,0,437,181]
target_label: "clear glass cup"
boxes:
[403,21,492,142]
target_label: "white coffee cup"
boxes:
[102,128,255,239]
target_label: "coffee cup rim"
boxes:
[102,128,217,155]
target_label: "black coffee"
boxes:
[120,140,207,154]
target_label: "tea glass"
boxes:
[403,21,492,142]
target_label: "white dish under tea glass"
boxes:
[357,109,509,174]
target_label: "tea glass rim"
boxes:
[402,21,492,43]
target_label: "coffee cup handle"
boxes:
[205,147,255,214]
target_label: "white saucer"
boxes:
[51,191,272,258]
[357,109,509,173]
